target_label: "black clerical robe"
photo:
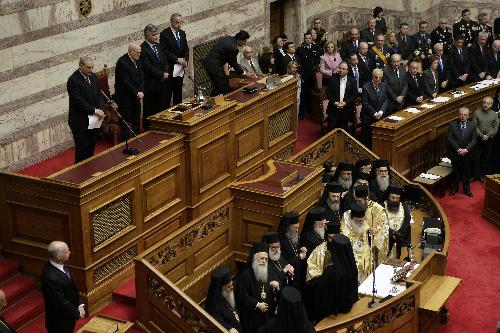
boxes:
[236,268,276,333]
[301,230,325,258]
[206,301,242,332]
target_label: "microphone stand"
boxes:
[368,208,378,308]
[101,90,143,155]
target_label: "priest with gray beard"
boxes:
[333,162,354,192]
[300,207,327,258]
[370,159,391,204]
[383,184,411,259]
[236,242,279,333]
[205,267,242,333]
[318,182,343,233]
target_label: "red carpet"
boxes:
[436,182,500,333]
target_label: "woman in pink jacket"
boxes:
[320,41,342,86]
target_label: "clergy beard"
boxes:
[326,198,340,212]
[339,177,352,190]
[313,226,325,239]
[286,229,299,246]
[252,260,268,283]
[269,249,281,262]
[377,175,390,191]
[222,289,236,308]
[387,200,400,212]
[351,218,369,234]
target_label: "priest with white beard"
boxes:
[236,242,279,333]
[340,203,373,283]
[206,267,242,333]
[300,207,327,257]
[333,162,354,192]
[384,184,411,259]
[370,159,391,204]
[318,182,344,233]
[262,232,297,289]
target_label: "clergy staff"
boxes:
[257,286,316,333]
[236,242,278,333]
[205,267,242,333]
[384,185,411,259]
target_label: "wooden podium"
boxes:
[372,82,499,176]
[230,160,322,259]
[77,314,134,333]
[483,174,500,226]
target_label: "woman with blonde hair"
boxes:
[319,41,342,86]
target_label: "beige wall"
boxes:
[0,0,498,171]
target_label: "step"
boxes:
[100,301,137,323]
[0,275,36,309]
[0,259,19,284]
[16,315,45,333]
[1,291,45,330]
[112,277,136,306]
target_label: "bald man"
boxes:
[0,290,15,333]
[239,46,262,75]
[115,42,144,141]
[41,241,84,333]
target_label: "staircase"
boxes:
[0,259,45,331]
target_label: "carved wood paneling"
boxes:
[199,137,230,190]
[292,134,335,165]
[269,107,292,142]
[94,246,137,283]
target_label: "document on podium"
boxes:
[173,64,185,77]
[88,114,104,129]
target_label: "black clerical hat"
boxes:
[337,162,354,171]
[386,184,403,196]
[353,184,369,198]
[373,159,390,169]
[281,286,302,303]
[262,232,280,244]
[323,161,334,172]
[356,172,370,181]
[211,266,231,286]
[282,211,299,225]
[326,182,343,193]
[308,207,325,221]
[355,158,372,168]
[326,221,340,234]
[350,203,366,218]
[254,242,269,254]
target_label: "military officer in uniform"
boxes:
[431,18,453,54]
[453,8,481,47]
[368,34,394,71]
[410,21,432,62]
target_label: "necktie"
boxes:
[458,48,463,62]
[250,59,257,72]
[63,266,71,279]
[375,85,380,95]
[460,122,466,137]
[414,75,418,87]
[175,30,181,47]
[354,67,359,89]
[151,44,159,60]
[395,69,399,79]
[85,77,91,85]
[439,58,443,72]
[354,41,357,48]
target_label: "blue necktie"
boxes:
[460,122,466,138]
[63,266,71,279]
[175,31,181,48]
[151,44,159,60]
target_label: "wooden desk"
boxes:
[149,78,298,218]
[483,174,500,226]
[77,314,134,333]
[0,131,186,312]
[372,82,499,177]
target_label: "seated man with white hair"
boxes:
[239,46,263,75]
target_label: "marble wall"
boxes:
[0,0,498,171]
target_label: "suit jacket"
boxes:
[488,51,500,78]
[348,64,369,91]
[140,41,169,93]
[280,53,298,75]
[295,43,321,78]
[396,33,411,60]
[469,42,492,81]
[422,69,440,99]
[41,262,81,333]
[382,65,408,103]
[448,46,470,83]
[319,53,342,78]
[203,36,244,75]
[447,119,477,161]
[410,33,432,57]
[114,54,144,108]
[405,73,424,106]
[368,45,394,71]
[67,70,103,131]
[356,53,371,82]
[239,57,263,75]
[326,74,358,121]
[360,27,376,45]
[159,26,189,73]
[0,317,15,333]
[340,40,359,61]
[435,55,451,84]
[361,81,388,124]
[273,47,287,74]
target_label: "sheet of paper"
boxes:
[173,64,185,77]
[420,104,434,109]
[88,114,103,129]
[388,115,404,121]
[431,97,450,103]
[404,108,420,114]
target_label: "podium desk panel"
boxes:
[483,174,500,226]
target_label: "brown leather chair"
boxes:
[95,65,120,145]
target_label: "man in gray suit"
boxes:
[239,46,262,75]
[361,68,388,148]
[383,54,407,115]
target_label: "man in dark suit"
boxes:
[448,36,470,89]
[340,27,360,61]
[296,32,321,118]
[396,23,411,63]
[0,290,15,333]
[488,40,500,78]
[360,18,377,46]
[405,61,424,107]
[368,34,394,71]
[280,42,298,75]
[348,52,369,94]
[67,57,105,164]
[41,241,84,333]
[203,30,251,96]
[382,54,407,114]
[160,13,189,106]
[141,24,169,130]
[115,42,144,140]
[361,68,388,148]
[447,107,477,197]
[356,42,371,85]
[433,43,451,92]
[410,21,432,63]
[273,36,287,75]
[326,62,358,133]
[469,32,493,82]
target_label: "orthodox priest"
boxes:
[205,267,242,333]
[341,172,378,210]
[262,232,296,288]
[236,242,278,333]
[340,203,373,283]
[300,207,327,257]
[318,182,343,233]
[370,159,391,204]
[333,162,354,192]
[384,185,411,259]
[353,184,389,266]
[278,212,308,263]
